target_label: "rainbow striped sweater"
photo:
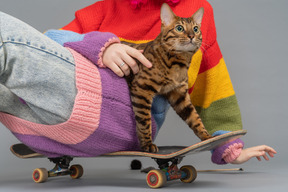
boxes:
[61,0,244,163]
[62,0,243,135]
[0,0,243,164]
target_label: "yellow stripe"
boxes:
[191,58,235,109]
[188,50,203,89]
[119,37,152,44]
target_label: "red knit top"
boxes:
[63,0,216,50]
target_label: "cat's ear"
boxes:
[160,3,176,26]
[192,7,204,26]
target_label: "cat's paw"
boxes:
[142,143,159,153]
[199,131,213,141]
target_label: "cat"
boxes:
[123,3,212,153]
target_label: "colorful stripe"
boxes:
[119,37,152,44]
[195,95,242,135]
[190,58,235,109]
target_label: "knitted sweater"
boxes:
[61,0,243,163]
[0,32,159,157]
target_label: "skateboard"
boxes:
[10,130,246,188]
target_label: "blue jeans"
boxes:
[0,12,77,125]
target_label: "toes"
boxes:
[149,144,159,153]
[142,144,159,153]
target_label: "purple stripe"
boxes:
[13,133,88,157]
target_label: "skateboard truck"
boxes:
[32,156,83,183]
[146,156,197,188]
[49,156,73,169]
[154,156,184,169]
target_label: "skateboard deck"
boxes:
[11,130,246,159]
[10,130,247,188]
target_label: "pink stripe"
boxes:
[222,142,243,163]
[0,48,102,145]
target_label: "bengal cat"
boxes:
[124,3,212,153]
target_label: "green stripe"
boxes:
[195,95,243,135]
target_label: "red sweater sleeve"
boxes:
[62,1,104,33]
[62,18,83,33]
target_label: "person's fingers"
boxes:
[111,55,131,76]
[262,153,270,161]
[126,46,152,68]
[118,61,131,76]
[251,149,265,159]
[262,146,276,160]
[121,53,139,74]
[108,62,125,77]
[261,145,276,152]
[266,147,277,155]
[251,145,277,161]
[268,151,275,158]
[258,145,277,156]
[103,44,152,76]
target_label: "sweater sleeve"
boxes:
[64,31,120,67]
[190,2,242,134]
[188,2,243,164]
[61,1,104,33]
[211,131,244,164]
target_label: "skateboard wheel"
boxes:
[32,168,48,183]
[146,170,167,189]
[180,165,197,183]
[69,164,84,179]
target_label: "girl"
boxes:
[0,0,276,164]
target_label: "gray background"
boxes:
[0,0,287,191]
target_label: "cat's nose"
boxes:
[188,34,194,40]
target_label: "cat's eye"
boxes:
[193,26,199,33]
[175,25,184,32]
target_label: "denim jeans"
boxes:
[0,12,77,125]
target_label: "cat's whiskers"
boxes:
[200,45,207,52]
[200,41,209,46]
[200,41,211,50]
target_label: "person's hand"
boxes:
[102,43,152,77]
[231,145,277,164]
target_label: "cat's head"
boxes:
[160,3,204,53]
